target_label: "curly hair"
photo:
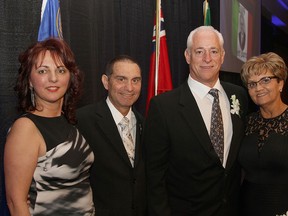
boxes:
[241,52,287,86]
[15,38,83,124]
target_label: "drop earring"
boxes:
[64,93,68,108]
[30,86,35,107]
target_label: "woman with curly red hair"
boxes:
[4,38,95,215]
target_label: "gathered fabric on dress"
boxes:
[25,113,95,216]
[239,109,288,216]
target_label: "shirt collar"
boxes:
[187,75,224,98]
[106,97,132,124]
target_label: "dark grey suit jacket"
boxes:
[144,81,248,216]
[76,100,146,216]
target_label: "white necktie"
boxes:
[119,117,135,166]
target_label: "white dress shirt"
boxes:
[106,97,136,145]
[187,76,233,167]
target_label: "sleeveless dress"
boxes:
[238,109,288,216]
[25,113,95,215]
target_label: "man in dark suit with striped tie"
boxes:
[77,55,146,216]
[144,26,248,216]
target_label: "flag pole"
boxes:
[155,0,160,96]
[146,0,173,113]
[40,0,48,21]
[204,0,208,25]
[203,0,211,26]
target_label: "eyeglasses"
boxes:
[247,76,278,89]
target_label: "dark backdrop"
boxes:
[1,0,287,214]
[0,1,220,213]
[0,1,41,214]
[60,0,220,111]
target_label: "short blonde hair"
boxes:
[240,52,287,85]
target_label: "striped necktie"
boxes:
[119,117,135,166]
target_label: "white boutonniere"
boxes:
[230,95,240,116]
[276,211,288,216]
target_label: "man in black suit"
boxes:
[77,55,146,216]
[144,26,248,216]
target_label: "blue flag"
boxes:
[38,0,63,41]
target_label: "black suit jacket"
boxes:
[144,81,248,216]
[76,100,146,216]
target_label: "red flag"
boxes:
[146,6,173,113]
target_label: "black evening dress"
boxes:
[25,113,95,215]
[239,109,288,216]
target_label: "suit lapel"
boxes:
[133,112,143,168]
[179,82,244,168]
[226,114,242,169]
[178,83,221,163]
[222,83,243,169]
[95,101,133,167]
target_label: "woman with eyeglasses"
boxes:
[239,52,288,215]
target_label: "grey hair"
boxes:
[186,26,224,51]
